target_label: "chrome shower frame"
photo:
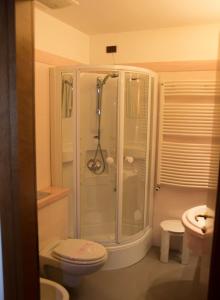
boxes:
[74,65,158,244]
[50,65,158,251]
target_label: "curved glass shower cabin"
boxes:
[50,65,158,269]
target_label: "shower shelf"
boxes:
[62,143,74,163]
[62,151,73,163]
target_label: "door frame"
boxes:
[0,0,39,299]
[208,167,220,299]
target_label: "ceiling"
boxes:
[35,0,220,35]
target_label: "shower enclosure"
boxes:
[50,65,158,269]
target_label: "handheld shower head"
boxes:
[88,72,119,175]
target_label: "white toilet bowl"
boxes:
[40,239,108,287]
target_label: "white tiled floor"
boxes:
[67,247,206,300]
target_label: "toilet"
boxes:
[40,238,107,287]
[37,191,107,288]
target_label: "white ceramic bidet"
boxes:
[40,278,69,300]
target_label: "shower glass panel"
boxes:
[50,66,157,269]
[79,72,119,243]
[122,72,150,239]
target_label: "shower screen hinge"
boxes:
[154,184,160,191]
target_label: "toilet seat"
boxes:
[52,239,107,264]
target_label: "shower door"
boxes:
[121,72,151,240]
[76,68,152,245]
[78,71,119,243]
[50,66,155,247]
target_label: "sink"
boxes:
[40,278,69,300]
[182,205,214,256]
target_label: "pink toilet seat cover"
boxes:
[52,239,106,262]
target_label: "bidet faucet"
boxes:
[195,214,214,222]
[195,214,214,234]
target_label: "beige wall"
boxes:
[34,8,90,190]
[34,11,220,66]
[35,62,51,190]
[90,24,220,64]
[35,8,90,64]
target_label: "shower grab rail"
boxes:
[157,80,220,189]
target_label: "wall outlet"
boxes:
[106,45,117,53]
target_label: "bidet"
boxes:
[40,278,69,300]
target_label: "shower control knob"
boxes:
[125,156,134,164]
[106,157,114,165]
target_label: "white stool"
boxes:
[160,219,189,265]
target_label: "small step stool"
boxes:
[160,219,189,264]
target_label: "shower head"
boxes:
[97,73,118,88]
[111,73,119,78]
[96,72,119,122]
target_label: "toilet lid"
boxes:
[52,239,106,262]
